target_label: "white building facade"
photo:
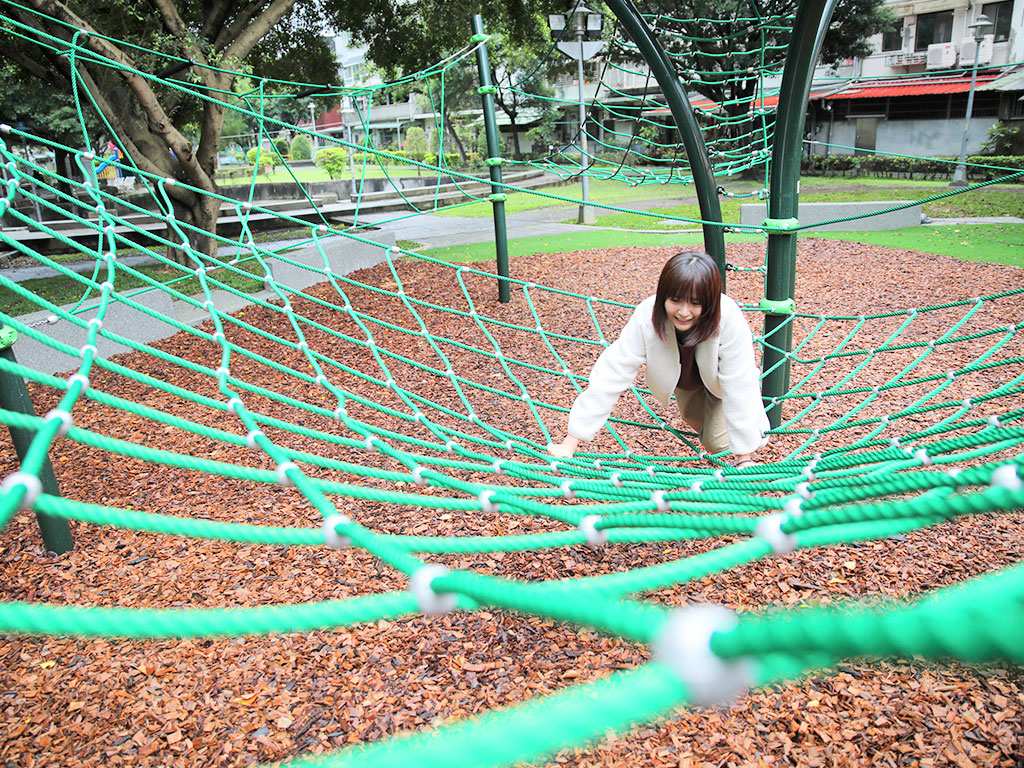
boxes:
[809,0,1024,156]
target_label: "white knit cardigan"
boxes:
[566,294,770,455]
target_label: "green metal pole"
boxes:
[0,327,73,554]
[759,0,839,428]
[602,0,726,283]
[472,15,511,304]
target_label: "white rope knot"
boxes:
[410,564,457,616]
[68,374,90,392]
[246,430,264,449]
[578,514,608,549]
[1,472,43,510]
[783,497,804,518]
[276,461,299,487]
[651,490,671,512]
[322,514,352,549]
[478,490,499,514]
[754,513,798,555]
[560,480,575,499]
[653,605,755,706]
[45,409,73,437]
[411,467,428,486]
[990,464,1022,491]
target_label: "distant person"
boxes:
[548,251,770,466]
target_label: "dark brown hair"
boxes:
[651,251,722,344]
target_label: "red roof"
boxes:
[689,89,835,111]
[825,74,1001,99]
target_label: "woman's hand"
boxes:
[547,435,581,458]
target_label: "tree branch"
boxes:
[220,0,297,64]
[24,0,213,192]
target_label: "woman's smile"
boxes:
[664,297,702,332]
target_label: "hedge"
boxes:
[802,154,1024,182]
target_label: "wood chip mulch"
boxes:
[1,239,1023,768]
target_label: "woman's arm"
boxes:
[549,303,652,457]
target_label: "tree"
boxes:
[333,0,561,167]
[640,0,894,160]
[486,32,557,160]
[1,0,340,262]
[290,134,312,161]
[403,125,429,173]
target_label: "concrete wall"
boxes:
[815,116,1000,156]
[740,200,922,231]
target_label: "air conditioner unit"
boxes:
[926,42,958,69]
[959,34,995,66]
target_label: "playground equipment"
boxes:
[1,1,1023,766]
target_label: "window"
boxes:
[882,19,904,51]
[915,10,954,51]
[981,1,1012,42]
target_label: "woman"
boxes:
[548,251,770,466]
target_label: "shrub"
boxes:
[290,135,312,161]
[800,153,1024,182]
[314,147,350,179]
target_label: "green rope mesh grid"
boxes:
[2,8,1024,768]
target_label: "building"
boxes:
[808,0,1024,156]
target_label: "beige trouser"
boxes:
[674,387,730,454]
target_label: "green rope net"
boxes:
[1,5,1023,768]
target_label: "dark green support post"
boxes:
[760,0,839,428]
[602,0,726,283]
[0,326,73,554]
[472,15,511,304]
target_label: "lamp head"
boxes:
[968,13,992,40]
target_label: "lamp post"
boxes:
[308,102,319,155]
[345,94,367,198]
[951,14,992,187]
[549,5,605,225]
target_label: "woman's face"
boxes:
[664,295,702,333]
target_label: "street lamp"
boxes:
[308,102,318,154]
[345,94,368,199]
[951,14,992,187]
[549,5,605,224]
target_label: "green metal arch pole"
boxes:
[472,15,512,304]
[760,0,839,427]
[0,330,73,554]
[602,0,726,281]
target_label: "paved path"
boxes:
[3,206,1021,283]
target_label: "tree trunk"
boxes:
[443,112,468,167]
[508,116,523,160]
[166,187,221,266]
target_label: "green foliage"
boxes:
[981,122,1024,156]
[273,138,289,158]
[314,147,350,179]
[802,154,1024,182]
[403,126,430,163]
[290,134,312,161]
[245,146,281,171]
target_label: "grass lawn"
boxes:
[418,223,1024,269]
[429,175,1024,223]
[0,259,266,317]
[808,223,1024,269]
